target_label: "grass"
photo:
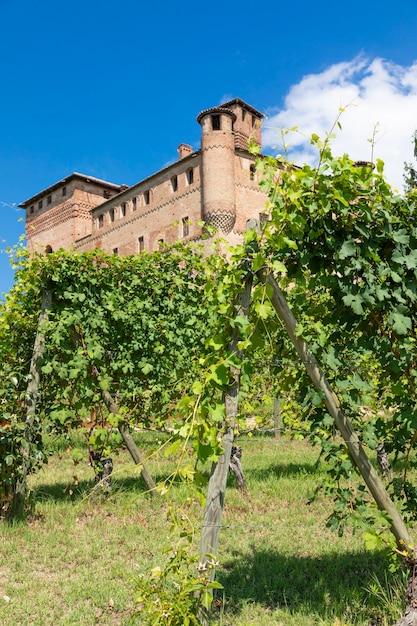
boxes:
[0,432,409,625]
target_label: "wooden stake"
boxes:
[257,266,413,550]
[198,220,257,621]
[199,271,252,563]
[71,328,157,494]
[8,290,52,519]
[99,387,156,493]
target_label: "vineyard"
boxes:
[2,133,417,624]
[1,434,405,626]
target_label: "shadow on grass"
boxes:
[216,546,402,623]
[246,461,318,481]
[31,470,182,504]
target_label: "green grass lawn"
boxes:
[0,434,408,625]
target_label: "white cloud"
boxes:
[263,56,417,191]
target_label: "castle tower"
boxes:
[220,98,263,150]
[197,106,237,234]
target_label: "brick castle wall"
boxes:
[22,99,269,256]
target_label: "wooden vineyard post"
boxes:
[70,327,157,495]
[256,267,413,551]
[8,289,52,520]
[99,387,157,494]
[198,220,256,622]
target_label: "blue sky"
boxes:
[1,0,417,294]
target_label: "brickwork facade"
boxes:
[20,98,269,255]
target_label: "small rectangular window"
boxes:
[38,200,43,210]
[103,190,111,199]
[250,164,256,181]
[98,215,104,228]
[113,247,118,255]
[110,208,115,223]
[182,216,189,237]
[144,190,150,205]
[62,186,67,196]
[211,115,221,130]
[186,168,194,185]
[47,195,52,205]
[132,197,137,211]
[251,115,256,128]
[171,175,178,192]
[138,236,144,252]
[121,203,126,217]
[30,205,34,214]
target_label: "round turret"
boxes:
[197,106,237,234]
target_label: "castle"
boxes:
[20,99,269,255]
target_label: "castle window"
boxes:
[182,216,189,237]
[158,238,164,248]
[242,110,246,121]
[171,175,178,192]
[38,200,43,210]
[113,247,118,255]
[211,115,221,131]
[132,197,137,211]
[186,168,194,185]
[47,195,52,205]
[103,189,111,199]
[251,115,256,128]
[121,203,126,217]
[250,164,256,181]
[62,186,67,196]
[30,205,34,214]
[144,190,150,205]
[98,215,104,228]
[110,208,115,223]
[138,236,144,252]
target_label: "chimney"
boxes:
[178,144,193,160]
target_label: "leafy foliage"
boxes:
[4,127,417,619]
[133,509,222,625]
[255,130,417,536]
[0,250,48,514]
[0,243,228,514]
